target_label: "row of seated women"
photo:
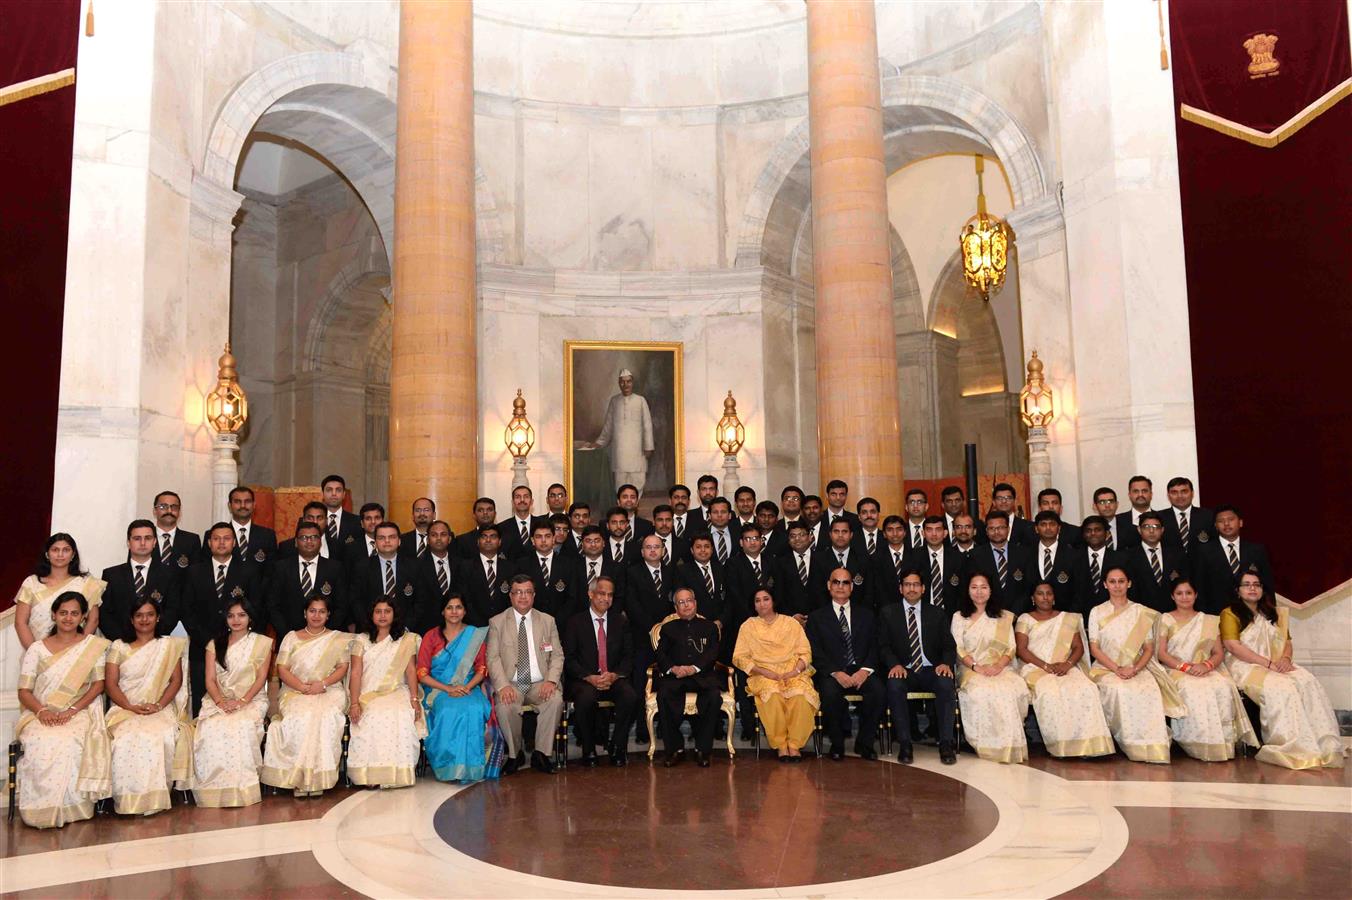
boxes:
[952,567,1343,768]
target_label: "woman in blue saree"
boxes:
[417,594,504,782]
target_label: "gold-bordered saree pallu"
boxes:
[1015,612,1114,758]
[953,610,1030,764]
[1225,608,1342,769]
[193,631,273,807]
[14,634,111,828]
[347,631,425,788]
[106,636,194,814]
[1089,602,1184,764]
[1160,613,1256,762]
[261,630,351,793]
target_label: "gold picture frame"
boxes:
[563,340,684,513]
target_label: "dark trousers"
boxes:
[568,678,638,753]
[656,676,719,754]
[818,669,885,751]
[886,666,956,748]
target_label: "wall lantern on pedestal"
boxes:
[959,154,1012,302]
[716,390,745,493]
[206,342,248,520]
[1019,351,1054,497]
[505,389,535,488]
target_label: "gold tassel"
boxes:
[1157,0,1169,70]
[85,0,95,36]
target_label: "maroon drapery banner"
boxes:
[1169,0,1352,601]
[0,1,81,610]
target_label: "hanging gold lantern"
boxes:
[715,390,745,456]
[205,342,248,434]
[1018,351,1055,428]
[504,389,535,460]
[959,154,1012,301]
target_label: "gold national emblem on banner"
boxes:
[1243,33,1280,78]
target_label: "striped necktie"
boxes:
[652,566,662,596]
[587,559,599,588]
[300,560,313,597]
[1089,550,1101,588]
[1105,527,1115,551]
[133,564,146,597]
[1149,547,1163,585]
[436,558,449,596]
[540,555,551,584]
[383,560,395,595]
[930,551,942,600]
[417,533,427,557]
[866,532,876,554]
[715,531,728,563]
[995,547,1008,589]
[906,603,923,670]
[912,525,923,549]
[893,550,904,581]
[215,563,227,600]
[1226,543,1240,576]
[486,558,497,594]
[1178,511,1190,550]
[838,606,856,668]
[797,553,808,586]
[701,564,714,598]
[752,557,764,586]
[1042,547,1052,579]
[161,533,173,565]
[515,616,532,690]
[238,527,248,555]
[327,513,339,542]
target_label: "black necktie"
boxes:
[519,520,528,542]
[368,540,376,558]
[1042,547,1052,579]
[893,551,904,580]
[1105,528,1115,551]
[675,516,685,537]
[913,525,922,548]
[613,541,624,563]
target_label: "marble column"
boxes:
[389,0,478,532]
[805,0,904,511]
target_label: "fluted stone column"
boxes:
[805,0,904,510]
[390,0,478,533]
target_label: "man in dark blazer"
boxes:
[1031,511,1078,611]
[1037,489,1083,548]
[1191,505,1272,614]
[756,502,789,559]
[149,490,201,586]
[184,523,263,714]
[451,498,499,560]
[772,521,828,619]
[498,485,550,560]
[853,498,885,560]
[878,568,958,764]
[653,589,721,767]
[602,507,639,566]
[453,525,512,626]
[1125,512,1189,613]
[987,482,1036,547]
[968,511,1036,615]
[351,522,421,629]
[703,498,741,564]
[813,518,870,609]
[1068,516,1129,616]
[513,521,579,620]
[807,567,884,760]
[616,484,655,543]
[869,516,912,611]
[415,520,457,634]
[276,502,337,561]
[268,522,348,636]
[210,486,278,567]
[623,534,673,743]
[909,517,968,616]
[399,497,439,560]
[576,526,626,608]
[823,479,862,533]
[320,474,363,562]
[563,577,636,766]
[651,505,692,567]
[1092,487,1140,551]
[1157,476,1215,560]
[101,519,182,642]
[674,534,727,623]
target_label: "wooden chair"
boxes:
[643,614,736,760]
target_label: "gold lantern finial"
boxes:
[1018,350,1055,428]
[959,154,1012,302]
[716,390,745,456]
[206,342,248,434]
[504,389,535,460]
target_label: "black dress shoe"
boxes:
[696,751,711,768]
[531,751,556,774]
[897,744,914,764]
[828,746,845,761]
[610,748,627,767]
[504,753,523,775]
[662,752,681,768]
[581,753,598,768]
[939,743,957,765]
[857,745,878,761]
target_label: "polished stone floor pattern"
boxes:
[1,746,1348,898]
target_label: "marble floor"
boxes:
[2,744,1348,899]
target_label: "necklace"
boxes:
[304,625,326,635]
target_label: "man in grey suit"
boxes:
[487,574,565,774]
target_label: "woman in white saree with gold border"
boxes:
[1088,566,1184,764]
[14,591,112,828]
[193,599,273,807]
[1221,572,1341,769]
[261,595,351,797]
[105,599,193,815]
[347,598,423,788]
[951,573,1030,764]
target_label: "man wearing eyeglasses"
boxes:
[268,521,348,636]
[149,490,201,577]
[1124,511,1187,613]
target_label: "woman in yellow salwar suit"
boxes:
[732,589,818,761]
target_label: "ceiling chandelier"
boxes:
[959,154,1012,302]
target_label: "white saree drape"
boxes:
[15,634,111,828]
[261,630,350,793]
[1226,609,1341,769]
[1015,612,1114,758]
[952,610,1030,764]
[1159,613,1256,762]
[1088,601,1184,764]
[346,631,424,788]
[192,631,273,807]
[14,574,106,642]
[107,636,193,814]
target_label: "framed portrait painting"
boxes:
[564,341,684,518]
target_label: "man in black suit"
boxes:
[616,484,655,542]
[1038,489,1082,548]
[773,521,827,620]
[1069,516,1128,615]
[414,520,456,633]
[498,485,550,560]
[911,516,967,616]
[853,497,884,559]
[623,533,671,744]
[807,567,884,760]
[988,482,1036,547]
[563,576,636,766]
[902,488,930,552]
[400,497,439,560]
[268,521,348,636]
[1124,475,1155,532]
[454,525,511,626]
[1091,487,1139,551]
[276,502,337,561]
[1157,476,1215,560]
[654,589,721,767]
[577,526,626,606]
[675,534,726,623]
[184,523,263,713]
[801,495,828,552]
[823,479,862,533]
[212,486,278,566]
[452,498,499,560]
[651,505,692,566]
[757,501,788,559]
[870,515,911,611]
[733,486,758,530]
[101,519,182,642]
[1031,511,1078,611]
[1126,512,1188,613]
[1192,505,1273,614]
[545,482,570,518]
[514,520,578,619]
[345,503,385,582]
[668,484,696,539]
[352,522,420,629]
[602,506,638,566]
[562,503,592,557]
[320,474,363,562]
[689,474,721,532]
[950,514,981,567]
[941,486,982,546]
[879,569,958,765]
[814,518,869,609]
[704,497,740,564]
[968,511,1035,615]
[150,490,200,585]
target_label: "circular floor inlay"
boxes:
[433,757,999,890]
